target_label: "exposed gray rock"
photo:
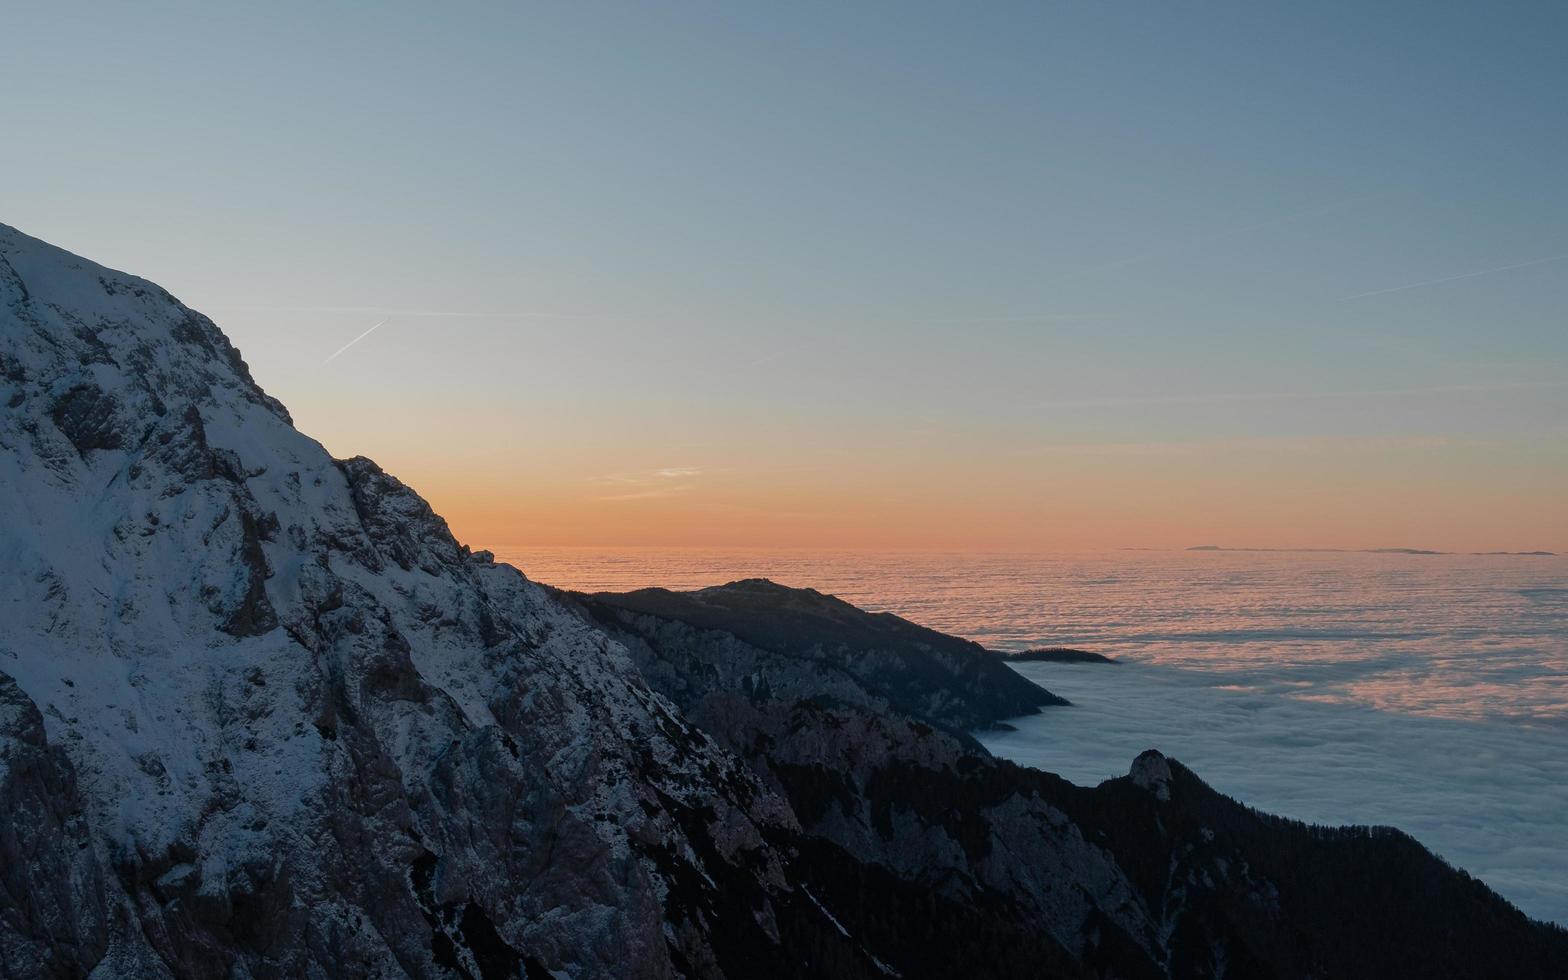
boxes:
[0,672,109,979]
[1129,749,1172,801]
[48,382,122,454]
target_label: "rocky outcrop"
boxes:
[576,579,1064,733]
[0,673,109,979]
[1128,749,1172,800]
[1004,647,1117,664]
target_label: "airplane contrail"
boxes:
[1339,252,1568,302]
[321,318,388,365]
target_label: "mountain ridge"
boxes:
[3,221,1564,978]
[572,577,1065,735]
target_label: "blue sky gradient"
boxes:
[4,1,1564,549]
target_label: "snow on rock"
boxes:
[0,671,110,977]
[0,222,810,977]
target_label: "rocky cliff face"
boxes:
[0,223,870,978]
[2,222,1566,979]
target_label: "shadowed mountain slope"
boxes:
[576,578,1065,732]
[571,583,1568,979]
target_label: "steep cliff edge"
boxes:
[0,222,882,978]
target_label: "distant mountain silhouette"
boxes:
[1190,546,1557,556]
[1188,545,1446,555]
[1475,551,1557,556]
[573,577,1067,732]
[1002,647,1118,664]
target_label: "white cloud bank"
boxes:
[982,661,1568,926]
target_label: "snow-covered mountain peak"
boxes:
[0,221,290,434]
[0,222,795,976]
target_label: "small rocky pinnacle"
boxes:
[1129,749,1171,801]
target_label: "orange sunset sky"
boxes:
[7,4,1565,554]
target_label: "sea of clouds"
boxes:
[982,661,1568,926]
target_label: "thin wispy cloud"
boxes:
[595,485,697,501]
[911,313,1111,325]
[1028,380,1565,412]
[594,466,702,485]
[321,318,387,365]
[742,348,792,369]
[1011,434,1452,458]
[1338,252,1568,302]
[591,466,704,501]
